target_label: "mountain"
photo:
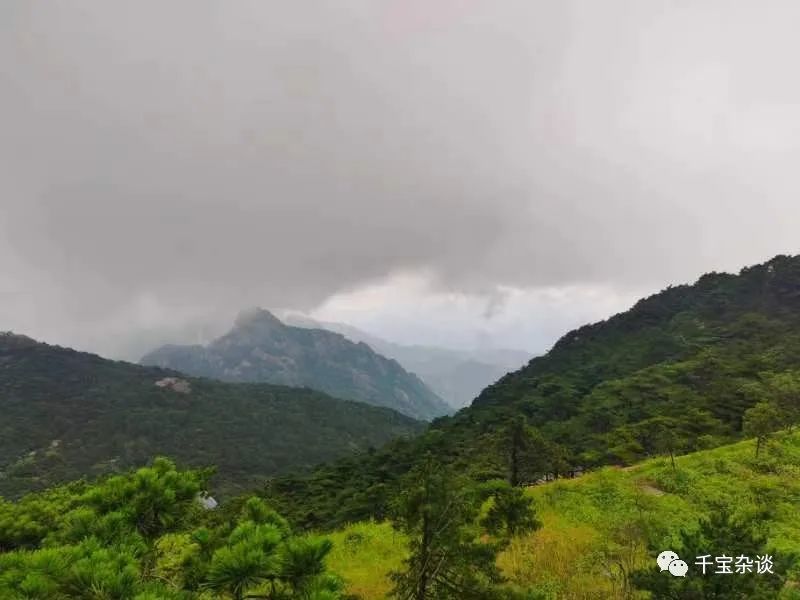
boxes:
[140,308,452,421]
[283,314,532,409]
[0,332,423,499]
[266,254,800,528]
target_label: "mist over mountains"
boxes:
[266,254,800,528]
[284,313,532,408]
[141,308,452,421]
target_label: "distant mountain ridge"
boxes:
[141,309,451,421]
[0,332,422,499]
[283,314,532,409]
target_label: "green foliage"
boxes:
[498,417,567,487]
[388,457,536,600]
[326,521,409,599]
[743,371,800,432]
[495,431,800,599]
[764,371,800,427]
[744,402,784,457]
[478,481,541,538]
[389,457,494,599]
[0,332,422,499]
[266,255,800,528]
[322,433,800,599]
[631,510,793,599]
[607,412,721,468]
[204,522,282,598]
[0,461,344,599]
[0,481,85,551]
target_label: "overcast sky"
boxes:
[2,1,799,359]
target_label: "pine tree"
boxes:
[478,480,541,537]
[502,417,565,486]
[389,456,504,600]
[743,402,783,457]
[631,510,792,599]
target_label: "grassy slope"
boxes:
[327,433,800,599]
[327,521,408,599]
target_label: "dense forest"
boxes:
[0,334,422,499]
[264,255,800,528]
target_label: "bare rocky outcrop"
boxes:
[154,377,192,394]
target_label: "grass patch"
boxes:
[327,432,800,598]
[326,520,408,600]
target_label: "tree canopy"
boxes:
[0,459,345,599]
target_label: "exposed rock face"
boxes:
[154,377,191,394]
[196,492,218,510]
[141,309,451,421]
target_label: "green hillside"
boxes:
[141,308,452,421]
[2,432,797,598]
[264,254,800,528]
[0,333,422,499]
[327,431,800,599]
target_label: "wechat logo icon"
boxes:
[657,550,689,577]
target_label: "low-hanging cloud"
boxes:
[1,0,799,357]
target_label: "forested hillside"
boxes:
[266,255,800,528]
[327,431,800,599]
[142,309,451,421]
[5,431,798,598]
[0,333,422,499]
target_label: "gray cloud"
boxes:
[2,1,800,357]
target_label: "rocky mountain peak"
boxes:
[232,308,286,332]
